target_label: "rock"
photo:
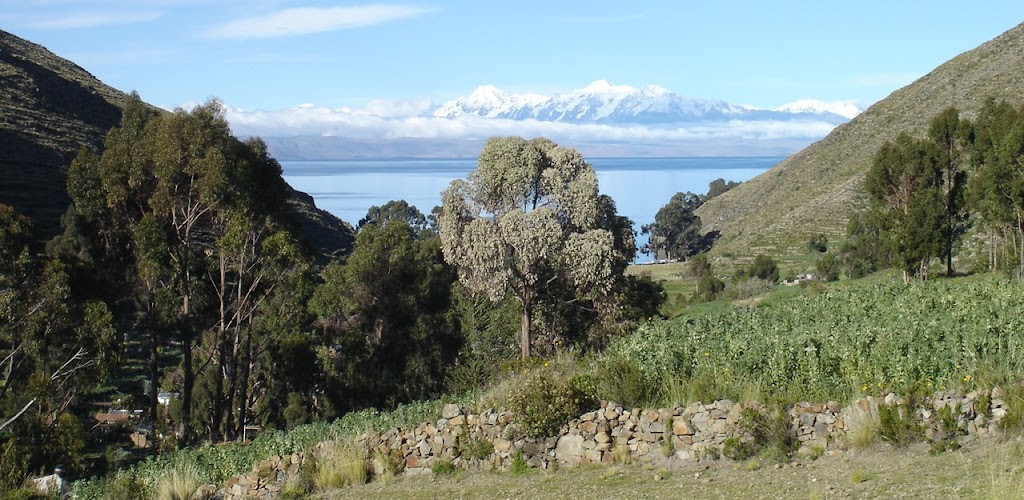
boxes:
[449,415,466,426]
[649,422,666,433]
[595,431,611,444]
[673,418,694,436]
[442,404,462,419]
[584,449,603,463]
[555,434,584,464]
[418,439,431,456]
[579,421,597,433]
[493,438,511,452]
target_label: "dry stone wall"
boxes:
[209,389,1010,499]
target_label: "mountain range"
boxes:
[432,80,858,125]
[255,81,860,160]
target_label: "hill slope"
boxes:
[696,21,1024,259]
[0,29,353,258]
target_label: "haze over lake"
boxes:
[281,157,783,261]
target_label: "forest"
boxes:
[0,95,663,488]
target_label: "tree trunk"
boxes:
[149,323,159,450]
[181,326,192,443]
[519,297,532,360]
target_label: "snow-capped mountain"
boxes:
[433,80,861,126]
[773,99,862,120]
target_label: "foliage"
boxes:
[695,274,725,302]
[807,234,828,253]
[509,451,529,474]
[438,137,628,359]
[722,437,757,461]
[154,463,204,500]
[312,443,368,490]
[706,178,741,200]
[877,404,921,447]
[604,276,1024,403]
[747,255,780,283]
[816,253,840,282]
[309,220,461,412]
[357,199,432,238]
[431,459,458,476]
[460,438,495,460]
[642,191,704,260]
[507,371,598,437]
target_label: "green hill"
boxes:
[696,21,1024,260]
[0,29,353,258]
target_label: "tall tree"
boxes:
[865,132,945,281]
[928,107,971,275]
[642,191,703,260]
[438,137,618,359]
[968,99,1024,277]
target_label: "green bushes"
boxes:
[507,371,598,437]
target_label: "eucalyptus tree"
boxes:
[438,137,618,359]
[968,99,1024,277]
[928,107,972,275]
[865,132,945,281]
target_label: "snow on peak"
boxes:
[574,79,637,95]
[773,99,862,119]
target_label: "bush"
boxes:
[808,234,829,253]
[507,371,597,437]
[816,253,840,282]
[312,444,368,490]
[748,255,780,283]
[155,464,203,500]
[431,460,457,476]
[593,355,661,408]
[509,451,529,474]
[460,438,494,460]
[878,404,921,446]
[722,437,757,461]
[695,274,725,302]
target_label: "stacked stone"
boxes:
[791,401,843,452]
[206,388,1015,497]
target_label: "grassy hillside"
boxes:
[0,29,128,238]
[0,29,354,256]
[697,21,1024,260]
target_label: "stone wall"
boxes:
[208,389,1010,499]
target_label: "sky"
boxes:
[3,1,1024,142]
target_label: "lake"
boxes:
[281,157,783,261]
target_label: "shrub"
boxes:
[748,255,780,283]
[507,371,597,437]
[695,274,725,302]
[155,464,203,500]
[878,404,921,446]
[431,460,458,476]
[998,385,1024,434]
[722,437,757,461]
[312,444,368,490]
[594,355,660,408]
[808,234,829,253]
[816,253,840,282]
[460,438,495,460]
[845,401,880,449]
[509,451,529,474]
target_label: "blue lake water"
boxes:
[281,157,783,261]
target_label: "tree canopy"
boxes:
[438,137,619,359]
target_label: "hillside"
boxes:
[696,21,1024,259]
[0,29,353,258]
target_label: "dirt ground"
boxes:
[328,436,1024,499]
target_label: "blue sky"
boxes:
[3,1,1023,141]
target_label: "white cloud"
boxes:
[203,4,433,39]
[26,10,162,29]
[224,102,838,144]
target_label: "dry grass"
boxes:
[844,399,881,449]
[154,464,204,500]
[312,442,369,490]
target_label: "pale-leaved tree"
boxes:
[438,137,617,359]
